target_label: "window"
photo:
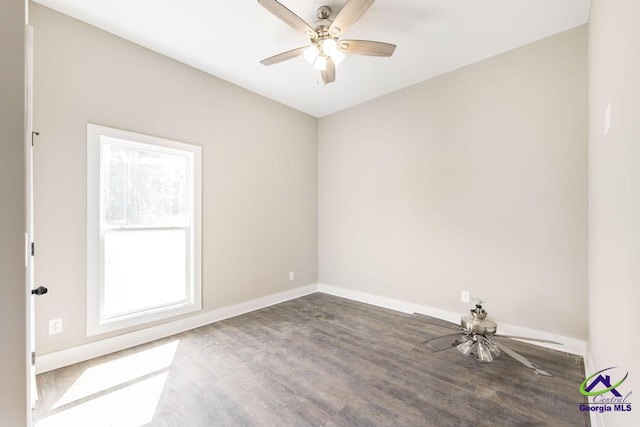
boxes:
[87,124,202,336]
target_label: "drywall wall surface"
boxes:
[0,0,28,425]
[31,4,317,355]
[588,0,640,426]
[319,26,588,339]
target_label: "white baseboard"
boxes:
[37,283,588,374]
[317,284,587,356]
[36,284,318,374]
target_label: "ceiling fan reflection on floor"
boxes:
[258,0,396,84]
[421,298,563,376]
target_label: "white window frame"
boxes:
[87,123,202,336]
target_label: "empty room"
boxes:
[1,0,638,426]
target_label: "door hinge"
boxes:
[31,351,36,366]
[31,242,35,257]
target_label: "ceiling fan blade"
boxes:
[339,40,396,57]
[329,0,375,36]
[321,57,336,84]
[489,339,553,377]
[260,47,307,66]
[493,334,563,346]
[421,333,468,352]
[258,0,314,34]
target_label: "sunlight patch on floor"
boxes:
[35,372,169,427]
[35,340,179,426]
[52,340,179,409]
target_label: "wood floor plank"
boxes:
[34,293,589,426]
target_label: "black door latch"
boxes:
[31,286,48,296]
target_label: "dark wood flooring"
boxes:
[33,293,589,426]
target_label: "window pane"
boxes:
[88,123,201,335]
[101,140,189,227]
[102,229,187,320]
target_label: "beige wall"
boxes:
[31,4,317,355]
[16,0,640,422]
[0,0,28,425]
[589,1,640,426]
[319,26,588,339]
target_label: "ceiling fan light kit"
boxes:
[258,0,396,84]
[305,37,346,68]
[313,55,328,71]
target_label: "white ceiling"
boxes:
[33,0,591,117]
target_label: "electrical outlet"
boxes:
[49,318,63,335]
[289,272,295,281]
[461,291,470,303]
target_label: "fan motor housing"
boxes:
[461,315,497,335]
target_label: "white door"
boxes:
[25,24,43,409]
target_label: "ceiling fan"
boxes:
[258,0,397,84]
[421,298,563,376]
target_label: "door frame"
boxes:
[25,23,37,411]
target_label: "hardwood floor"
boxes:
[34,293,589,426]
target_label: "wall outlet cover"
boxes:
[49,318,63,335]
[461,291,470,303]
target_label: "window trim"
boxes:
[87,123,202,336]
